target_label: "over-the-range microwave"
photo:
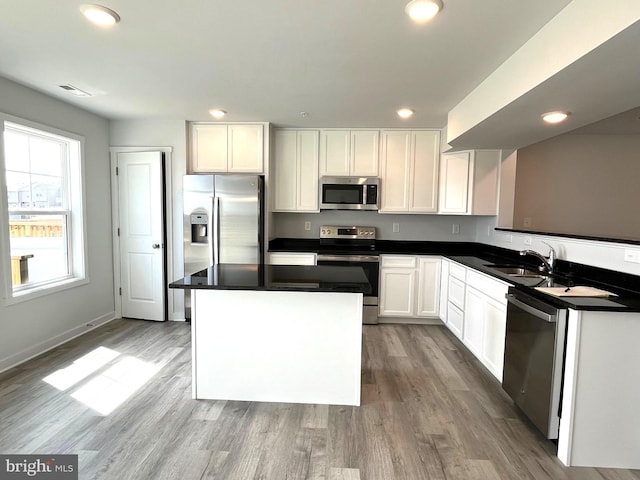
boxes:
[319,176,379,210]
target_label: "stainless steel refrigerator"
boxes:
[183,174,264,320]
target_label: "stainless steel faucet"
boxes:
[520,241,556,274]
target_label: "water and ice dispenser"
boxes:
[190,213,208,244]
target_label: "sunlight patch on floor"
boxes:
[70,356,162,415]
[42,346,121,391]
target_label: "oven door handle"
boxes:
[317,255,380,263]
[506,294,557,323]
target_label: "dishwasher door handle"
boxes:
[506,294,557,323]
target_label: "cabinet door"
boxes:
[379,268,415,317]
[228,124,264,173]
[446,302,463,339]
[439,151,470,213]
[482,297,507,381]
[351,130,379,176]
[269,252,317,266]
[297,131,320,211]
[379,130,411,212]
[463,286,485,358]
[190,124,228,172]
[448,275,465,310]
[319,130,350,176]
[273,130,298,211]
[416,257,441,317]
[439,259,449,322]
[410,131,440,212]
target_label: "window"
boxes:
[1,115,86,301]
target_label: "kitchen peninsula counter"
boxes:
[169,263,370,406]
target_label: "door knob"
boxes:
[152,243,161,249]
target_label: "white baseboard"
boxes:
[0,311,117,374]
[377,317,444,325]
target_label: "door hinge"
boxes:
[117,227,120,236]
[116,166,119,175]
[119,287,122,296]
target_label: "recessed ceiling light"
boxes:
[405,0,443,22]
[80,4,120,26]
[397,108,415,119]
[541,111,570,124]
[209,109,227,119]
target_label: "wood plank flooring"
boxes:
[0,319,638,480]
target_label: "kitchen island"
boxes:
[169,264,370,406]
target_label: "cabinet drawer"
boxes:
[448,276,465,310]
[466,269,510,304]
[269,252,317,266]
[449,262,466,281]
[381,255,416,268]
[446,301,463,339]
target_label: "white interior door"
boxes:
[117,151,166,321]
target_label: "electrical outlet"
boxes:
[624,249,640,264]
[452,224,460,235]
[523,217,531,228]
[304,221,311,231]
[503,234,513,243]
[524,236,532,245]
[392,223,400,233]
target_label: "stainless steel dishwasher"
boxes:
[502,288,568,439]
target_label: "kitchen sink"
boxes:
[484,264,547,278]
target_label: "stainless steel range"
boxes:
[317,225,379,324]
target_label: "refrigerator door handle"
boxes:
[212,196,220,265]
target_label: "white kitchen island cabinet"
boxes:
[169,263,369,406]
[558,309,640,470]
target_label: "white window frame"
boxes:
[0,113,88,305]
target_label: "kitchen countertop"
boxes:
[269,238,640,312]
[169,263,371,294]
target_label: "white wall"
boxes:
[476,216,640,277]
[0,76,115,372]
[109,119,188,320]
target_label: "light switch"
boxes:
[304,221,311,231]
[452,224,460,234]
[392,223,400,233]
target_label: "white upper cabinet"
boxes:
[438,149,500,215]
[379,130,440,213]
[319,129,379,177]
[273,129,320,212]
[189,123,265,173]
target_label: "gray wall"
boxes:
[109,119,188,320]
[513,133,640,240]
[0,76,114,371]
[273,211,480,241]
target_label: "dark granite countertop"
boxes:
[269,238,640,312]
[169,263,371,294]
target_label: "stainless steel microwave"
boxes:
[319,176,379,210]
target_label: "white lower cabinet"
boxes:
[446,302,464,340]
[463,286,485,358]
[445,261,510,381]
[482,297,507,379]
[379,255,440,319]
[268,252,317,265]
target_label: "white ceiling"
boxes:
[1,0,638,148]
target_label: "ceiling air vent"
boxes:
[59,84,92,97]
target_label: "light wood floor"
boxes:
[0,319,638,480]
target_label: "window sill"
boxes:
[4,276,90,306]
